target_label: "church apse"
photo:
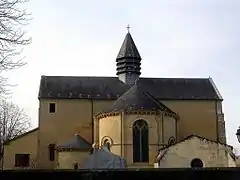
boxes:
[95,80,178,167]
[124,113,177,166]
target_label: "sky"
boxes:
[4,0,240,150]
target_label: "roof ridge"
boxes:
[42,76,210,80]
[208,77,223,100]
[42,75,117,78]
[159,135,233,151]
[56,134,91,150]
[101,81,176,114]
[4,128,39,145]
[144,91,176,114]
[140,77,210,80]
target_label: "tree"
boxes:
[0,100,31,143]
[0,0,31,95]
[0,100,31,169]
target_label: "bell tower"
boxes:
[116,26,142,86]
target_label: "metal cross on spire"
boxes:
[126,24,130,33]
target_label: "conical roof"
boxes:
[103,79,175,114]
[116,32,141,60]
[116,32,141,76]
[56,134,91,151]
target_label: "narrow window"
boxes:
[49,144,55,161]
[49,103,56,113]
[15,154,30,167]
[132,119,149,163]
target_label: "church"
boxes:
[2,30,236,169]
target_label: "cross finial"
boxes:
[126,24,130,33]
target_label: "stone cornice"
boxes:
[95,110,179,121]
[56,148,90,152]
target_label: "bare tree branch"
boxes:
[0,100,31,142]
[0,0,31,96]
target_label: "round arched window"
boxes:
[190,158,204,168]
[101,137,113,151]
[168,137,176,146]
[103,139,111,151]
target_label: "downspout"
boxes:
[161,113,164,144]
[156,111,160,149]
[214,100,220,164]
[175,115,179,141]
[91,100,94,144]
[37,105,41,168]
[214,100,219,142]
[120,112,123,156]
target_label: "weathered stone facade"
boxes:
[157,136,235,168]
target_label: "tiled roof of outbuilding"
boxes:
[56,134,91,151]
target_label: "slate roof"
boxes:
[116,32,141,75]
[102,79,175,114]
[38,76,222,100]
[56,134,92,151]
[116,32,141,60]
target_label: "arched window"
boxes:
[168,137,176,146]
[132,119,149,163]
[191,158,204,168]
[103,139,111,151]
[101,136,113,152]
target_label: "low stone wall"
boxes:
[0,168,240,179]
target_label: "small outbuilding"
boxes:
[56,134,92,169]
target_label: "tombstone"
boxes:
[82,145,127,169]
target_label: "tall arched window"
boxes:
[132,119,149,163]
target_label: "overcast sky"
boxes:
[5,0,240,149]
